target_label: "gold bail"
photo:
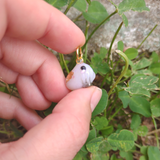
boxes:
[76,47,84,64]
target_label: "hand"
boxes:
[0,0,102,160]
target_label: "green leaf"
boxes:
[86,137,103,153]
[125,87,150,97]
[91,151,109,160]
[133,130,138,141]
[124,48,138,60]
[107,130,134,152]
[44,102,57,116]
[130,114,141,130]
[140,146,148,160]
[111,154,123,160]
[92,89,108,117]
[86,0,91,5]
[68,0,78,6]
[140,156,147,160]
[73,0,86,12]
[129,96,151,117]
[132,77,158,89]
[150,98,160,117]
[128,59,134,67]
[0,87,5,92]
[86,128,96,143]
[92,117,108,130]
[129,75,159,87]
[118,41,124,52]
[120,151,133,160]
[10,122,23,138]
[135,69,152,76]
[80,145,88,153]
[100,126,114,137]
[148,146,160,160]
[45,0,68,8]
[140,146,148,155]
[45,0,57,5]
[99,140,113,153]
[149,62,160,74]
[118,0,149,15]
[151,52,159,63]
[121,13,128,27]
[83,1,109,24]
[73,152,83,160]
[125,75,159,97]
[91,55,110,74]
[133,57,152,70]
[124,69,132,78]
[91,48,108,71]
[118,90,130,108]
[73,150,88,160]
[135,125,148,136]
[99,47,108,59]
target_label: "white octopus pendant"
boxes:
[66,63,96,90]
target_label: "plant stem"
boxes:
[64,0,76,15]
[108,0,117,8]
[119,76,131,84]
[107,88,119,117]
[103,22,123,91]
[159,74,160,87]
[137,24,158,49]
[100,73,109,88]
[149,90,160,102]
[61,0,77,72]
[108,106,122,122]
[82,10,117,50]
[84,21,89,63]
[73,13,82,22]
[130,150,141,154]
[0,78,11,93]
[108,50,129,96]
[86,0,91,5]
[152,117,159,148]
[107,21,123,64]
[134,143,141,149]
[110,60,114,85]
[59,53,63,67]
[147,128,160,135]
[109,88,124,95]
[0,130,8,134]
[59,53,70,74]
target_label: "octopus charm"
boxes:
[66,63,96,90]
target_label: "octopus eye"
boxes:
[81,66,86,70]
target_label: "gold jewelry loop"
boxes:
[76,47,84,64]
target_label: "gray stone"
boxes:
[66,0,160,54]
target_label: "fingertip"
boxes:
[90,86,102,111]
[38,9,86,54]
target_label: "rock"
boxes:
[66,0,160,54]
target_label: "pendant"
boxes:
[66,47,96,90]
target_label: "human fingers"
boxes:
[0,0,86,107]
[1,87,102,160]
[0,0,85,54]
[0,37,68,108]
[0,92,42,130]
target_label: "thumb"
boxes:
[3,86,102,160]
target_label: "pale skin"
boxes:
[0,0,102,160]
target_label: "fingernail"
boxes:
[90,87,102,112]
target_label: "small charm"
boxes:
[66,47,96,90]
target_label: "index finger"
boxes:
[0,0,85,54]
